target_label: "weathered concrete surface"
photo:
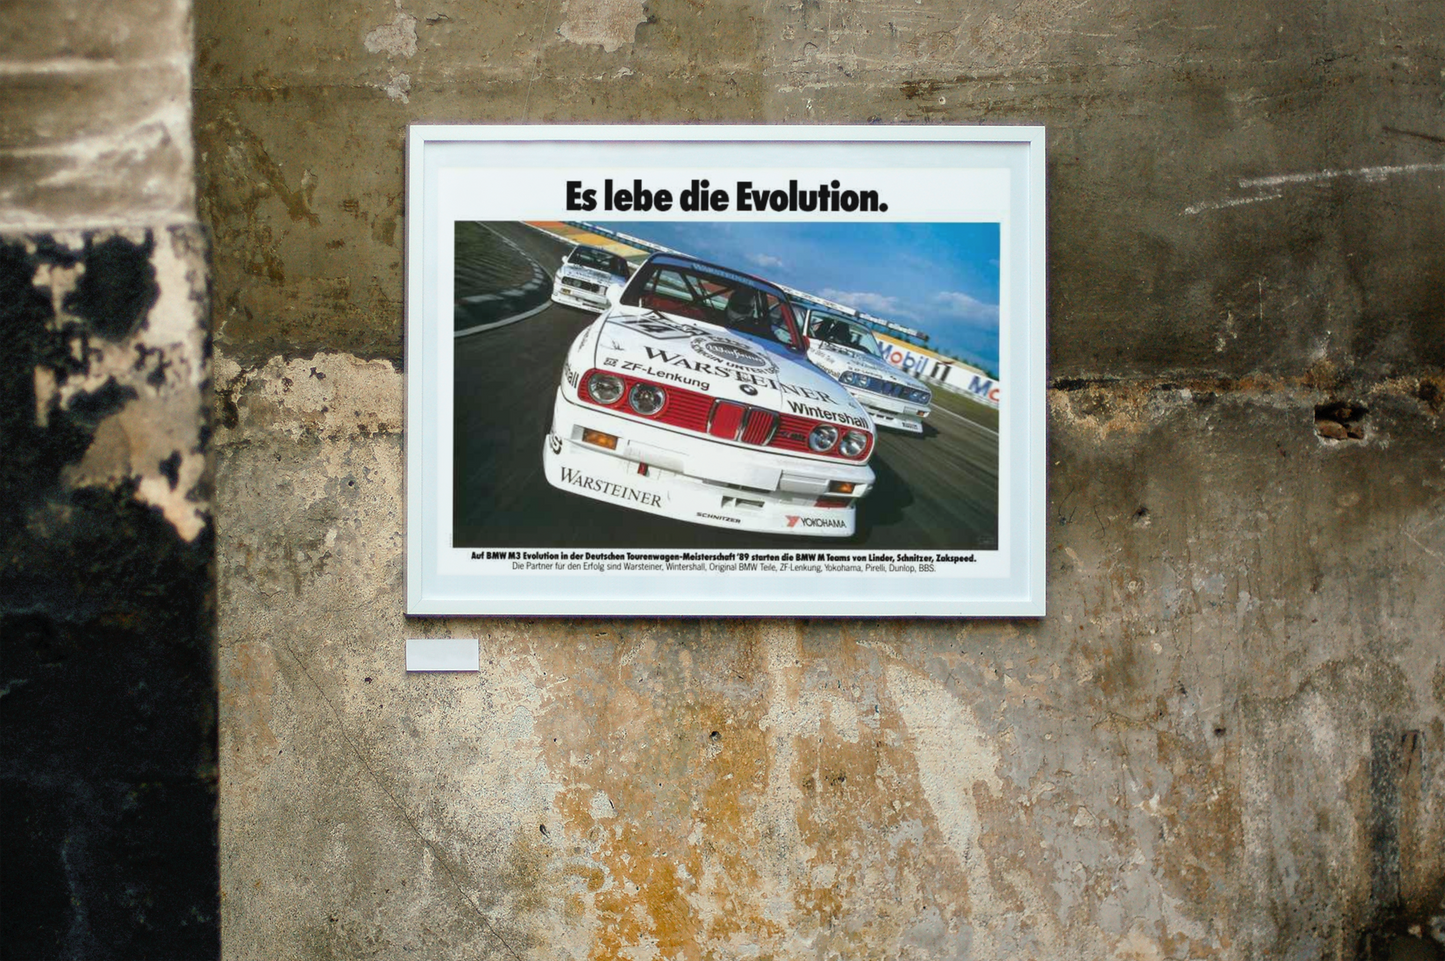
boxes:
[1,0,217,955]
[0,0,196,230]
[197,0,1445,957]
[194,0,1444,375]
[215,361,1444,959]
[0,226,218,958]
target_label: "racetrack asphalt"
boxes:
[453,221,1000,551]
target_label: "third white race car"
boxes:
[804,309,933,433]
[544,253,877,536]
[552,244,632,312]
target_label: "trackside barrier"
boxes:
[874,333,1001,409]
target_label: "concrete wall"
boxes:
[194,1,1445,960]
[0,0,217,956]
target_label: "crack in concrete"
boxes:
[278,639,527,961]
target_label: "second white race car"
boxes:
[552,244,632,312]
[544,253,877,536]
[804,309,933,433]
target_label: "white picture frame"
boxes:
[406,125,1046,616]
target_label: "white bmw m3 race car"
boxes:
[551,244,632,312]
[544,253,877,536]
[804,309,933,434]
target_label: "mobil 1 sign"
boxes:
[406,125,1046,616]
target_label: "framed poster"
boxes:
[406,125,1045,616]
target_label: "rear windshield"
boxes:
[622,261,802,350]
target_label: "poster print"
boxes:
[407,127,1045,616]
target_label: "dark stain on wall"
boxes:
[0,236,218,960]
[65,233,160,341]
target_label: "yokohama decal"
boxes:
[786,515,849,529]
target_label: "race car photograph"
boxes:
[804,307,934,434]
[543,253,877,537]
[550,243,632,312]
[451,220,1001,550]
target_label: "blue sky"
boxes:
[592,222,1001,371]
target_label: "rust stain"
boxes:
[523,631,1047,957]
[558,0,647,53]
[220,640,281,790]
[534,634,782,959]
[197,114,320,227]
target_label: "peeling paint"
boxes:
[28,229,209,541]
[558,0,646,53]
[215,351,401,441]
[364,5,418,59]
[379,71,411,103]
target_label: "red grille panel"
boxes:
[708,401,745,439]
[576,369,870,460]
[741,409,776,445]
[769,414,816,453]
[654,390,711,432]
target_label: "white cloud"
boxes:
[818,288,921,321]
[746,252,785,270]
[933,290,999,325]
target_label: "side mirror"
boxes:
[605,284,624,306]
[799,335,811,352]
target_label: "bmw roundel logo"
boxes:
[739,384,759,396]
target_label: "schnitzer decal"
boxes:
[696,511,742,524]
[690,336,778,373]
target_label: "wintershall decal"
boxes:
[786,400,869,428]
[565,178,888,214]
[559,467,663,507]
